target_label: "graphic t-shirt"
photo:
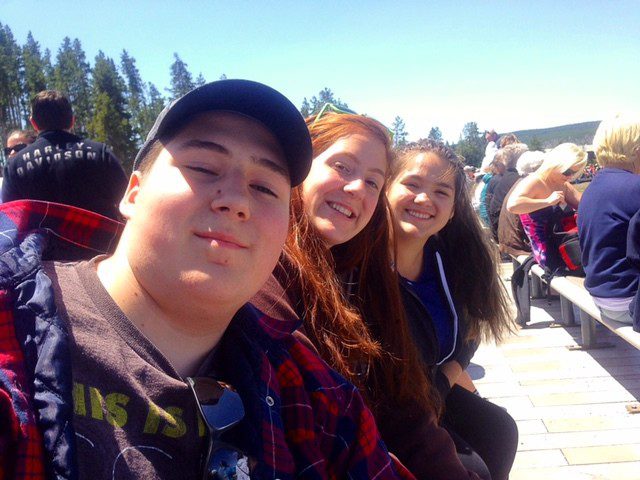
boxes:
[47,258,251,479]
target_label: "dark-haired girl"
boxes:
[386,141,518,480]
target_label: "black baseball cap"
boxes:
[133,79,312,186]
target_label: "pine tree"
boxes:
[42,48,54,86]
[455,122,484,167]
[22,32,48,106]
[195,73,206,87]
[120,50,146,146]
[300,98,311,117]
[138,82,165,139]
[88,51,135,170]
[168,53,194,100]
[427,126,443,142]
[392,116,408,149]
[71,39,92,136]
[308,88,350,115]
[53,37,92,137]
[0,23,25,136]
[318,88,342,106]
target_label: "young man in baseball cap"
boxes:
[0,80,410,479]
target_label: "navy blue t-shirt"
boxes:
[404,250,454,362]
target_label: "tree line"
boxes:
[299,88,487,167]
[0,23,215,171]
[0,22,489,170]
[392,117,486,167]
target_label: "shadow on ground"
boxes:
[521,297,640,402]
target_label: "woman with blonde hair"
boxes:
[578,114,640,323]
[507,143,587,268]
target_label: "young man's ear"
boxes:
[29,116,39,132]
[69,115,76,131]
[119,171,143,220]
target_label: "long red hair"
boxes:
[284,112,437,414]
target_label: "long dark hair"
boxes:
[390,140,514,343]
[284,112,437,414]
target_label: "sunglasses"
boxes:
[186,376,247,480]
[313,102,394,139]
[314,102,358,122]
[4,144,27,156]
[562,168,579,177]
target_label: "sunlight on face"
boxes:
[123,111,291,312]
[387,152,456,246]
[301,134,387,247]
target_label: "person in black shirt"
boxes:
[488,143,529,239]
[2,90,127,220]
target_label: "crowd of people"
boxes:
[472,116,640,332]
[0,83,638,480]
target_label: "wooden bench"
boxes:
[513,255,640,350]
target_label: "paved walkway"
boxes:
[471,272,640,480]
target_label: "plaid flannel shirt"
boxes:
[0,200,412,480]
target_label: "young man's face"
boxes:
[121,111,291,314]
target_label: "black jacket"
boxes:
[2,130,127,220]
[400,237,479,398]
[489,169,521,236]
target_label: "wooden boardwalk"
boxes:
[471,270,640,480]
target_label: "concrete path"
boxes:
[471,272,640,480]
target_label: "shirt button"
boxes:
[265,395,275,407]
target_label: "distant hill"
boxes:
[507,121,600,150]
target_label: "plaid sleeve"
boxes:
[0,290,45,479]
[0,200,123,256]
[284,339,415,479]
[345,385,415,479]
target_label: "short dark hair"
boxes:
[31,90,73,131]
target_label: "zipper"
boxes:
[434,251,459,365]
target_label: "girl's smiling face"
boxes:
[301,134,387,247]
[387,151,456,245]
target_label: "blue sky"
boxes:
[3,0,639,142]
